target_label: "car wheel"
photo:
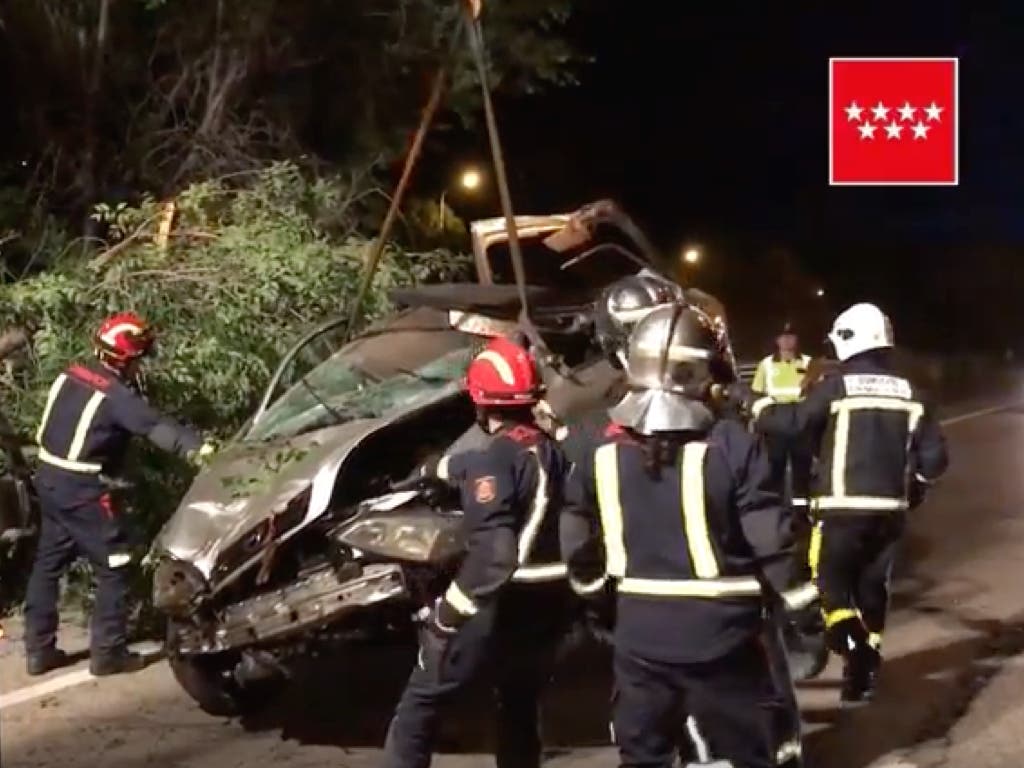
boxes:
[168,650,286,717]
[166,625,285,717]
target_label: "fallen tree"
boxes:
[0,161,469,625]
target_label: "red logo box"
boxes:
[829,57,958,186]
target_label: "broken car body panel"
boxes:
[153,203,660,596]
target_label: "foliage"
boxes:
[0,161,470,626]
[0,0,584,243]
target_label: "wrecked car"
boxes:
[149,202,750,716]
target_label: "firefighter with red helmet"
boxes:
[23,313,212,677]
[384,335,571,768]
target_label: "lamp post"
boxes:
[683,247,701,265]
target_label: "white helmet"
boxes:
[828,303,894,361]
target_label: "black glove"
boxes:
[392,455,446,493]
[416,601,457,682]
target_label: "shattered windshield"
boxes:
[246,319,476,442]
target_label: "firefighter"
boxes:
[562,303,795,768]
[752,322,813,513]
[559,278,803,767]
[23,313,212,677]
[383,335,571,768]
[553,271,743,460]
[751,303,948,704]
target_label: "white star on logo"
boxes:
[871,101,890,121]
[911,121,930,140]
[924,101,943,122]
[844,101,864,122]
[897,102,916,122]
[884,121,903,140]
[858,122,877,140]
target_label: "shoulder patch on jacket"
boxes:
[505,424,541,444]
[474,475,497,503]
[67,364,112,391]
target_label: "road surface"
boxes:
[4,396,1024,768]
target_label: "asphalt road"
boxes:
[3,397,1024,768]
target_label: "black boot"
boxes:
[840,646,879,705]
[26,646,71,676]
[861,647,881,701]
[90,648,145,676]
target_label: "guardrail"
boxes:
[736,361,757,384]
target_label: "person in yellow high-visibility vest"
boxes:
[751,322,813,514]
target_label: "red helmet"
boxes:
[465,336,543,406]
[94,312,155,367]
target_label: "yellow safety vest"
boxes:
[752,354,810,403]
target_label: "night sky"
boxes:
[434,1,1024,350]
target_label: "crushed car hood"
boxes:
[153,419,386,583]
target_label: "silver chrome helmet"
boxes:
[608,303,722,434]
[594,270,684,367]
[683,287,739,384]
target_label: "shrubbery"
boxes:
[0,161,469,626]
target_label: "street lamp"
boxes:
[815,288,825,298]
[460,168,482,191]
[440,165,484,229]
[683,248,701,265]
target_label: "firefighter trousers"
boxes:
[763,432,814,512]
[611,638,777,768]
[24,484,132,655]
[762,609,803,766]
[383,583,572,768]
[810,515,902,654]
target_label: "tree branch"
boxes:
[89,212,163,270]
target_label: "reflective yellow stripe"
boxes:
[830,397,924,419]
[768,387,802,397]
[35,374,68,444]
[764,355,809,401]
[570,574,608,596]
[67,390,106,461]
[751,396,775,419]
[436,455,451,480]
[868,632,882,650]
[511,563,567,582]
[825,396,924,511]
[516,446,550,565]
[808,521,823,580]
[777,740,803,765]
[618,576,761,598]
[443,582,478,616]
[813,496,908,511]
[681,442,718,579]
[107,553,132,569]
[831,404,851,498]
[36,447,103,474]
[825,608,860,627]
[595,443,626,577]
[782,581,819,611]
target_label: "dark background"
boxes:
[430,1,1024,356]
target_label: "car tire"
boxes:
[168,650,285,717]
[166,625,285,717]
